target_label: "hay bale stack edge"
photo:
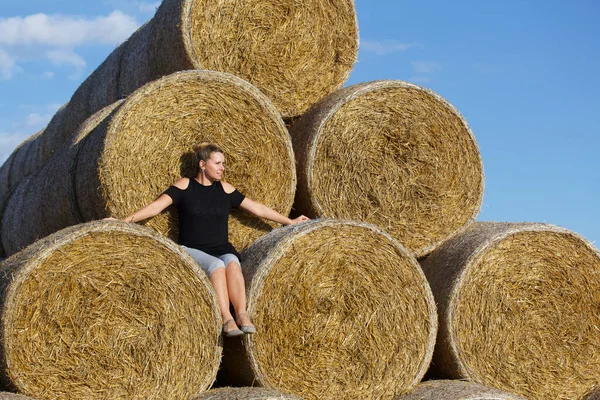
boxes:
[0,221,221,399]
[223,219,437,400]
[420,222,600,400]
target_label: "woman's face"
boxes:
[201,151,225,181]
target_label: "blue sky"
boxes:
[1,1,598,245]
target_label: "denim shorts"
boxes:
[181,245,240,276]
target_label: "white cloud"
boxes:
[0,11,139,80]
[0,11,138,47]
[412,61,441,74]
[42,71,55,79]
[360,39,416,56]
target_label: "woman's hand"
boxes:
[103,217,118,221]
[290,215,310,224]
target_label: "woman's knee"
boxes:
[220,254,241,270]
[207,259,226,276]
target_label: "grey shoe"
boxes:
[236,312,256,334]
[223,319,244,337]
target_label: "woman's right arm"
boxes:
[121,194,173,223]
[117,178,189,223]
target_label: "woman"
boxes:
[115,143,309,337]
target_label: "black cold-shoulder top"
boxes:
[163,179,245,257]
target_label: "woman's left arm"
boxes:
[239,197,309,225]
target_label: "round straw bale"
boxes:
[395,380,526,400]
[192,387,304,400]
[222,219,437,400]
[288,81,484,257]
[0,103,123,257]
[74,70,295,252]
[169,0,359,117]
[419,222,600,400]
[0,220,221,399]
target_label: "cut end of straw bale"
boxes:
[238,219,437,400]
[396,380,527,400]
[192,387,304,400]
[424,222,600,400]
[0,221,221,399]
[186,0,358,117]
[290,81,484,257]
[93,70,295,252]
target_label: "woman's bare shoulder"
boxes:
[173,177,191,190]
[221,181,236,194]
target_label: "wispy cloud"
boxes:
[0,11,139,79]
[360,39,416,56]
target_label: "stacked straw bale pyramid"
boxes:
[0,0,599,399]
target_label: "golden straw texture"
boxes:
[0,221,221,399]
[0,102,122,257]
[192,387,304,400]
[289,81,484,257]
[395,380,526,400]
[223,219,437,400]
[420,222,600,400]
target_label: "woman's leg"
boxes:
[182,246,241,334]
[220,254,255,331]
